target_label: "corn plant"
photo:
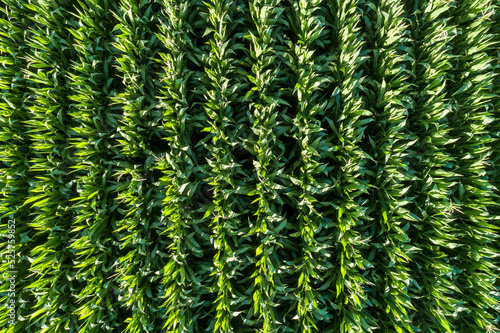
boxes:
[0,0,499,332]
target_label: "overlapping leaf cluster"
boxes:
[0,0,499,332]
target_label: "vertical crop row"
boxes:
[65,0,124,331]
[358,0,417,331]
[404,0,461,331]
[196,0,256,331]
[0,1,32,331]
[244,1,291,331]
[155,0,213,331]
[280,0,334,331]
[445,1,498,331]
[20,0,77,331]
[109,0,165,331]
[320,1,376,331]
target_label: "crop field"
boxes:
[0,0,499,332]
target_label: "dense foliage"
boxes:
[0,0,499,332]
